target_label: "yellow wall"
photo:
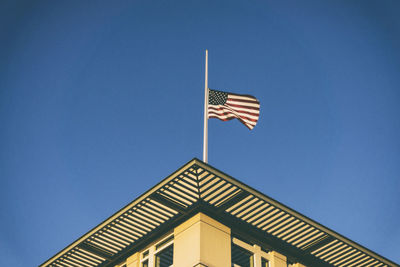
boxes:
[174,212,231,267]
[126,252,139,267]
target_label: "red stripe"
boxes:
[209,106,259,117]
[225,102,260,111]
[237,115,258,123]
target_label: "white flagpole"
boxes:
[203,50,209,163]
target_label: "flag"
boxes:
[208,89,260,130]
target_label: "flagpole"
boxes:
[203,50,209,163]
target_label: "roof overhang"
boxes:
[41,158,399,267]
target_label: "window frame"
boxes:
[232,237,271,267]
[140,234,174,267]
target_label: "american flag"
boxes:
[208,89,260,130]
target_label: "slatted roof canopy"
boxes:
[41,158,398,267]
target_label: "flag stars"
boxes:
[209,89,228,105]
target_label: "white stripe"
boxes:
[226,99,260,108]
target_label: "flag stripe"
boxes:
[229,94,258,101]
[224,102,260,111]
[208,106,259,120]
[208,105,260,116]
[226,97,260,107]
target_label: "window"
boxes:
[232,243,253,267]
[231,237,271,267]
[155,244,173,267]
[140,234,174,267]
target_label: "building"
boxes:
[40,158,399,267]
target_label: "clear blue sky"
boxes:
[1,1,399,266]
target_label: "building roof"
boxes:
[41,158,399,267]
